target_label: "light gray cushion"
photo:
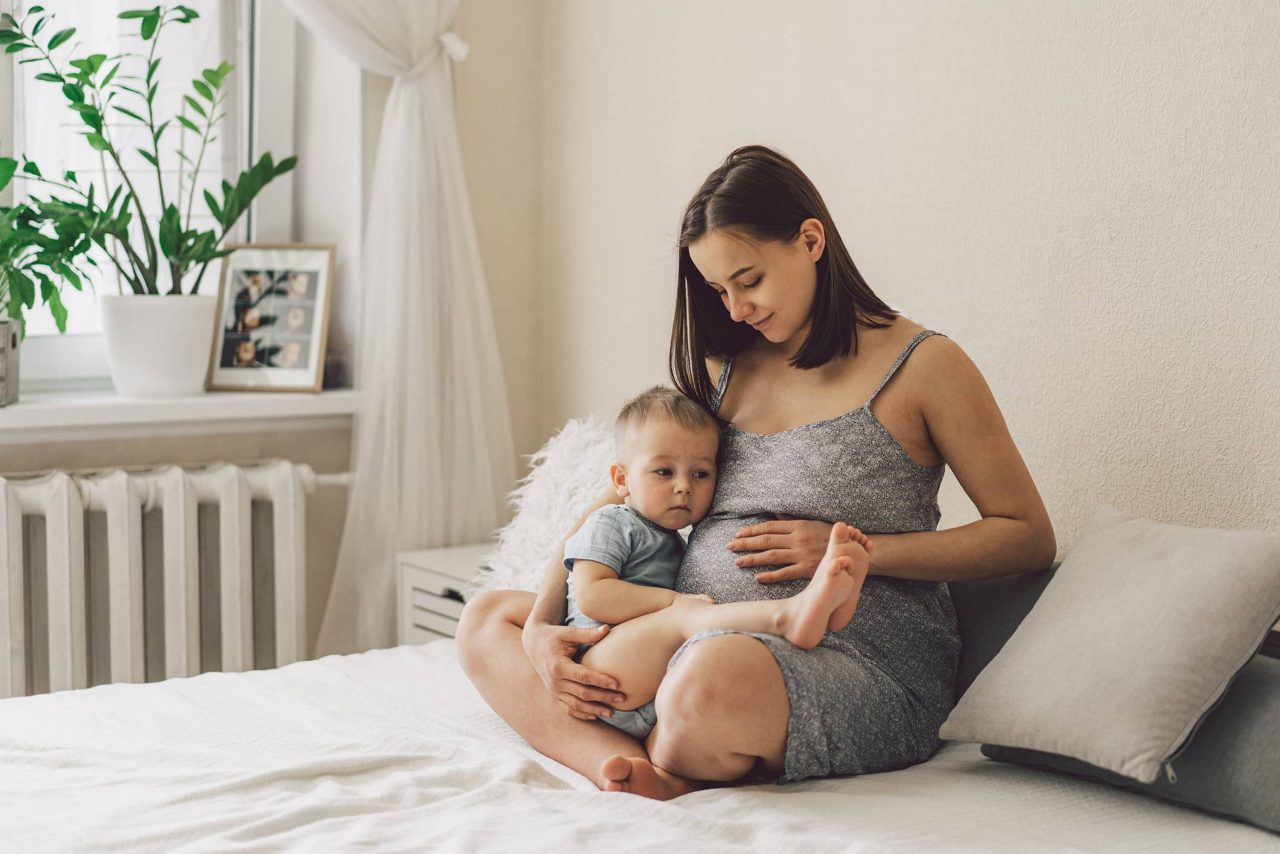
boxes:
[939,507,1280,784]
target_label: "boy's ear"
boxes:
[609,462,629,498]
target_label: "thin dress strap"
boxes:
[866,330,942,407]
[710,356,734,416]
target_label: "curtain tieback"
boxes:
[403,31,470,81]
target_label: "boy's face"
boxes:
[612,420,719,531]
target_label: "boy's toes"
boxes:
[830,521,853,546]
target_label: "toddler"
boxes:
[564,386,873,740]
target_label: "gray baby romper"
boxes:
[670,329,961,783]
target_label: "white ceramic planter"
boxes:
[100,293,218,398]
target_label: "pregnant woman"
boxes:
[458,145,1056,799]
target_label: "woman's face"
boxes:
[687,219,826,350]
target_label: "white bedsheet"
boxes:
[1,641,1276,853]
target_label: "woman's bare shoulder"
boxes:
[909,333,995,409]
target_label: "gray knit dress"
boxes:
[669,329,961,783]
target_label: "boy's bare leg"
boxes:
[581,522,872,712]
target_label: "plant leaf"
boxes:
[183,94,206,118]
[176,115,199,134]
[57,263,81,291]
[84,132,110,151]
[47,27,75,50]
[273,155,297,177]
[191,78,212,101]
[21,160,40,177]
[118,8,160,20]
[203,189,222,223]
[34,71,61,82]
[137,148,158,167]
[101,61,120,88]
[113,105,146,123]
[0,157,16,191]
[140,13,158,40]
[43,281,68,331]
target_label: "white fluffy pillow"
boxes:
[474,417,616,593]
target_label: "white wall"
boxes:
[302,1,1280,554]
[534,0,1280,553]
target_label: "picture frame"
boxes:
[206,243,336,392]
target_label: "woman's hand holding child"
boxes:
[521,620,625,721]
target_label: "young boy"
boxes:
[564,386,873,739]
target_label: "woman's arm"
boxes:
[871,337,1055,580]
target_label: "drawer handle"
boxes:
[441,587,465,604]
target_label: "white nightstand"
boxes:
[396,543,492,645]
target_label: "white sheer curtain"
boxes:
[283,0,515,655]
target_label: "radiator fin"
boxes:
[0,460,315,698]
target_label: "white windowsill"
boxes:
[0,387,358,445]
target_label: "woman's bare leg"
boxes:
[582,523,871,711]
[456,588,701,795]
[602,633,790,797]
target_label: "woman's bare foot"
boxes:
[600,754,701,800]
[777,522,871,649]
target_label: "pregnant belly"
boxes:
[676,514,810,604]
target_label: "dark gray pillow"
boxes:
[949,565,1058,700]
[982,653,1280,835]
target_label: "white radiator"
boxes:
[0,460,339,699]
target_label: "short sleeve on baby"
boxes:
[562,504,684,590]
[563,504,635,574]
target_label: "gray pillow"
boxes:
[982,653,1280,834]
[939,506,1280,784]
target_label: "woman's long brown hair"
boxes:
[670,145,898,412]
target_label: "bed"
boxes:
[3,637,1277,853]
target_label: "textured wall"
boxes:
[536,0,1280,553]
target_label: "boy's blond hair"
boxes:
[615,386,719,451]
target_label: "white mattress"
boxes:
[1,641,1276,853]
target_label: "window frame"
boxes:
[5,0,297,392]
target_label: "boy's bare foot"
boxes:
[777,522,870,649]
[600,754,700,800]
[827,526,872,631]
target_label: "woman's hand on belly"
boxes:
[728,515,835,584]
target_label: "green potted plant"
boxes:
[0,4,296,397]
[0,171,99,404]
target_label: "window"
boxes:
[2,0,296,389]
